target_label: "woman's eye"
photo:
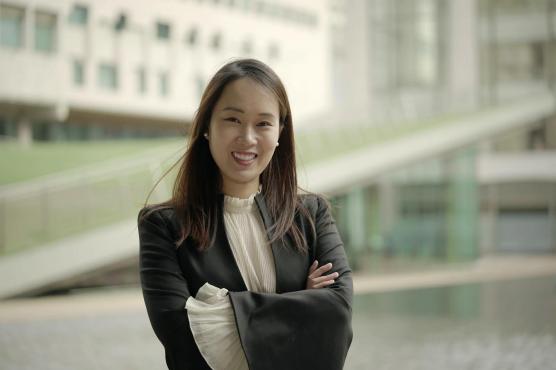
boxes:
[225,117,240,124]
[258,121,272,127]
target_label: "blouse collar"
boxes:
[223,185,262,214]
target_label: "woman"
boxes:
[138,58,353,370]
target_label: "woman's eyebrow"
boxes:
[221,106,276,118]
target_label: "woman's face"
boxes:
[207,77,281,197]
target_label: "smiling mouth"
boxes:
[232,151,257,161]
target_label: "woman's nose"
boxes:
[237,127,256,144]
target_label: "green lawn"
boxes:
[0,115,461,255]
[1,113,457,186]
[0,138,184,186]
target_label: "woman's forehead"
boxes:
[215,78,279,116]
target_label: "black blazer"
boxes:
[138,193,353,370]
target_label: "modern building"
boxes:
[1,0,556,297]
[0,0,330,143]
[327,0,556,268]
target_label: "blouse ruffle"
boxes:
[186,186,273,370]
[185,283,248,370]
[223,190,258,213]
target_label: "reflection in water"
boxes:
[346,276,556,369]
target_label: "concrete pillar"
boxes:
[17,118,32,147]
[378,177,397,238]
[446,0,479,111]
[367,184,382,253]
[336,0,372,119]
[345,187,367,252]
[550,184,556,252]
[24,3,34,50]
[336,187,368,270]
[480,183,498,255]
[446,146,479,260]
[377,176,398,256]
[545,114,556,149]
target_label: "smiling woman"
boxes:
[207,78,282,199]
[138,59,353,370]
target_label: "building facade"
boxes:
[328,0,556,266]
[0,0,330,142]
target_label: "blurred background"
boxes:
[1,0,556,369]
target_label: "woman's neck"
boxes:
[222,181,260,199]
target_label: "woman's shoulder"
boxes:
[137,203,179,233]
[297,192,330,215]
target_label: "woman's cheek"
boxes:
[261,137,278,159]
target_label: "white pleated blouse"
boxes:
[185,190,276,370]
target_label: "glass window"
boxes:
[98,63,118,90]
[114,14,126,31]
[68,4,88,25]
[0,117,16,138]
[242,0,253,11]
[0,5,25,49]
[159,71,169,96]
[137,67,147,94]
[73,60,84,86]
[211,32,221,50]
[186,28,198,46]
[255,1,266,14]
[370,0,443,90]
[266,3,280,17]
[495,43,543,82]
[156,22,170,40]
[35,11,57,53]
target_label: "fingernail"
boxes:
[334,272,339,277]
[328,263,332,267]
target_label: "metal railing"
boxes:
[0,144,183,255]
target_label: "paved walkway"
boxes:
[1,254,554,323]
[353,254,556,294]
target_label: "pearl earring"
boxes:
[276,142,280,147]
[204,133,209,139]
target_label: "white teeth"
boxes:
[233,152,256,161]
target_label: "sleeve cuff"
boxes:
[186,283,248,370]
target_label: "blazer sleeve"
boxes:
[228,196,353,370]
[138,208,211,370]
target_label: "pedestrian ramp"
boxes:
[1,91,555,299]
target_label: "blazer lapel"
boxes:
[254,193,307,293]
[198,193,306,294]
[197,195,248,292]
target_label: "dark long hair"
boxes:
[143,58,314,253]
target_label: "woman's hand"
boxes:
[306,260,339,289]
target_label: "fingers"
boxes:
[313,279,336,289]
[308,260,318,275]
[311,272,339,285]
[306,260,339,290]
[308,262,333,279]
